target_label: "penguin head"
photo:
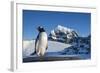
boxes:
[37,26,45,32]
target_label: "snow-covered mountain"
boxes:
[49,25,78,43]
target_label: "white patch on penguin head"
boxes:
[37,26,45,32]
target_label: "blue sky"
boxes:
[23,10,91,40]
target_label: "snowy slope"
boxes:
[23,40,35,58]
[23,40,72,58]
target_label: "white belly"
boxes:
[36,32,48,56]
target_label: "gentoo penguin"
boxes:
[31,26,48,56]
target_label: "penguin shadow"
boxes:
[23,53,47,62]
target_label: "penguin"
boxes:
[31,26,48,56]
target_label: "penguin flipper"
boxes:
[30,50,36,55]
[31,34,39,55]
[46,42,48,50]
[31,35,39,55]
[35,34,39,49]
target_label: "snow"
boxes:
[23,38,90,60]
[22,40,35,58]
[47,40,71,52]
[49,25,78,43]
[55,25,73,33]
[23,40,72,58]
[23,40,35,50]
